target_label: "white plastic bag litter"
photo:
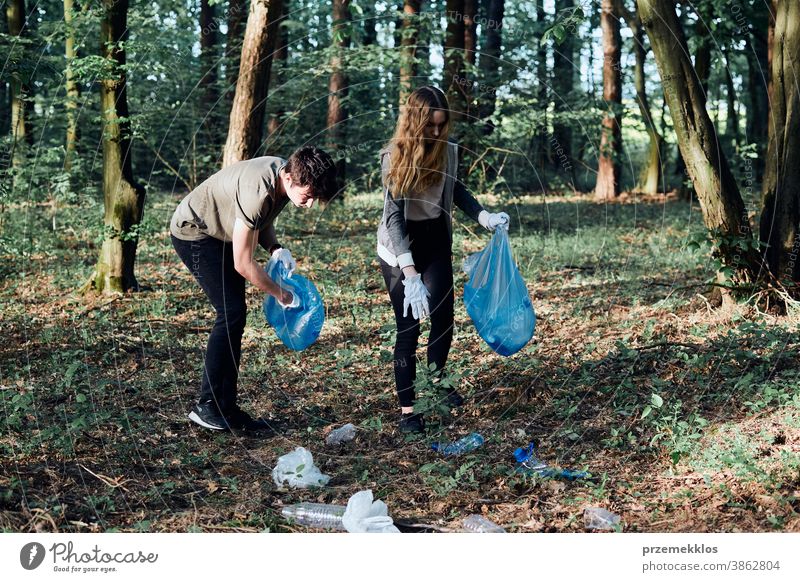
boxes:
[272,447,330,489]
[342,490,400,533]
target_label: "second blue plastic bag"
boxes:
[262,260,325,351]
[463,228,535,356]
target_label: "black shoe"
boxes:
[188,401,228,431]
[399,412,425,434]
[445,390,464,408]
[225,406,277,434]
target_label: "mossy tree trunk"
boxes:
[759,0,800,287]
[223,0,283,167]
[638,0,761,284]
[83,0,146,295]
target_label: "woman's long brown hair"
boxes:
[384,86,450,198]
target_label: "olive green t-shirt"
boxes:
[170,156,289,246]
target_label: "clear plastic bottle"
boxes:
[325,423,356,445]
[583,507,621,531]
[431,433,484,456]
[281,503,347,530]
[462,514,506,533]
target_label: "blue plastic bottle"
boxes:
[513,442,589,480]
[431,433,484,456]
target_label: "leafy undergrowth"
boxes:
[1,191,798,533]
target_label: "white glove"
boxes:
[402,274,430,320]
[478,210,510,231]
[271,247,296,276]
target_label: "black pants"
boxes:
[172,235,246,413]
[380,216,455,408]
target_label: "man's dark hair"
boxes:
[285,146,339,202]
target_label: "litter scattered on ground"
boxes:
[513,442,590,480]
[462,514,506,533]
[272,447,330,489]
[431,433,484,456]
[583,507,621,531]
[325,423,356,446]
[342,489,400,533]
[281,502,346,530]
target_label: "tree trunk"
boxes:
[0,6,7,138]
[595,0,622,200]
[7,0,30,173]
[225,0,248,104]
[327,0,349,192]
[444,0,466,121]
[759,0,800,286]
[200,0,220,141]
[746,13,769,182]
[267,0,288,138]
[552,0,575,176]
[64,0,80,171]
[534,0,548,173]
[462,0,477,119]
[618,0,662,194]
[638,0,760,283]
[223,0,284,167]
[693,5,712,96]
[399,0,422,105]
[83,0,146,295]
[477,0,504,135]
[722,50,739,152]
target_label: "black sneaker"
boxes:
[399,412,425,434]
[445,390,464,408]
[225,406,277,435]
[188,401,228,431]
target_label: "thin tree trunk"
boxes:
[463,0,477,119]
[399,0,422,105]
[64,0,80,171]
[638,0,760,284]
[83,0,146,295]
[267,0,288,137]
[327,0,349,191]
[693,5,712,96]
[223,0,284,167]
[595,0,622,200]
[0,6,7,138]
[478,0,504,135]
[225,0,248,104]
[759,0,800,286]
[534,0,548,173]
[444,0,466,121]
[552,0,575,177]
[7,0,30,173]
[618,0,662,194]
[200,0,220,141]
[722,50,739,152]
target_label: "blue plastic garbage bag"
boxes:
[463,228,535,356]
[262,260,325,351]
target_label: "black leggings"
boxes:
[380,216,455,408]
[172,235,246,413]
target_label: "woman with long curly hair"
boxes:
[377,86,510,433]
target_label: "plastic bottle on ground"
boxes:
[583,507,621,531]
[462,514,506,533]
[281,502,347,530]
[431,433,484,456]
[325,423,356,445]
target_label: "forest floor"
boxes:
[1,189,799,533]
